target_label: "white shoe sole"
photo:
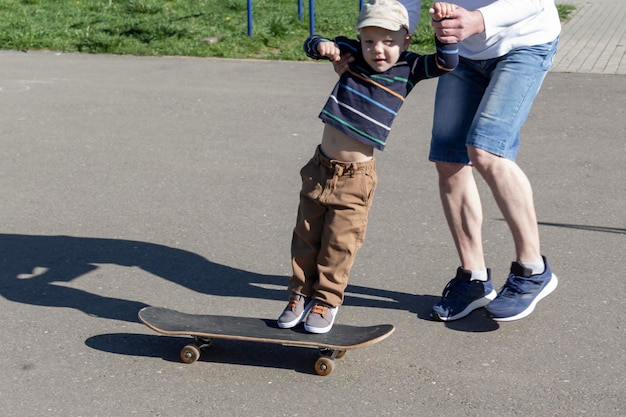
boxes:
[490,274,558,322]
[433,289,497,322]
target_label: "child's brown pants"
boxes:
[288,146,377,307]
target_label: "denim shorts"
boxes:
[429,38,559,163]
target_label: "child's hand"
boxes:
[429,2,457,22]
[317,41,342,62]
[332,53,354,75]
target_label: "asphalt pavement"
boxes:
[1,10,625,417]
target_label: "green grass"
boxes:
[557,3,576,22]
[0,0,575,59]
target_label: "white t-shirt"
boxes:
[456,0,561,59]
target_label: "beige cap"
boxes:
[356,0,409,32]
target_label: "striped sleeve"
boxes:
[409,38,458,81]
[303,35,332,60]
[304,35,360,61]
[433,38,458,72]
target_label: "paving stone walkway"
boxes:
[553,0,626,74]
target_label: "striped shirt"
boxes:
[304,35,458,151]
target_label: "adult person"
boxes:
[428,1,560,322]
[398,0,421,34]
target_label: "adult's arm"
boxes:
[432,0,552,43]
[477,0,551,39]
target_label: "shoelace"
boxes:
[310,303,329,316]
[500,275,540,296]
[287,296,301,310]
[442,278,474,298]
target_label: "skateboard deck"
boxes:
[138,306,395,376]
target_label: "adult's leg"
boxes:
[429,60,497,321]
[430,58,489,271]
[468,148,540,263]
[465,40,560,321]
[435,161,486,271]
[464,41,558,264]
[473,148,558,321]
[430,161,497,321]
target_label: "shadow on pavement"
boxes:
[0,233,439,323]
[85,333,325,375]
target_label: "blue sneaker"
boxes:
[431,268,497,321]
[486,256,558,322]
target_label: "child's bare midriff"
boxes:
[320,124,375,162]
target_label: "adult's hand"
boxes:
[431,6,485,43]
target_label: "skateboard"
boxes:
[138,306,395,376]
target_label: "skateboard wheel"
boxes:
[314,357,334,376]
[335,349,347,359]
[180,344,201,364]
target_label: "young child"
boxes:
[278,0,458,333]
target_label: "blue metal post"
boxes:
[247,0,253,37]
[298,0,303,21]
[359,0,364,9]
[309,0,315,35]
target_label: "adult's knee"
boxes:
[435,161,464,179]
[467,146,500,174]
[434,161,473,191]
[467,146,520,186]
